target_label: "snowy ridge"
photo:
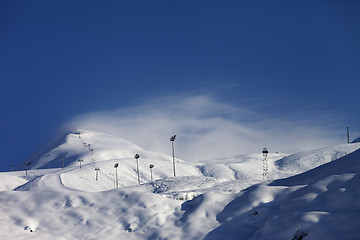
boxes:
[0,129,359,239]
[20,130,360,194]
[275,143,360,177]
[204,149,360,240]
[28,129,145,170]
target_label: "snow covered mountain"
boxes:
[0,129,359,239]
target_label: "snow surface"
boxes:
[0,129,359,239]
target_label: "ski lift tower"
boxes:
[262,147,269,180]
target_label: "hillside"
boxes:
[0,129,359,239]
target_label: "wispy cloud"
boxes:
[67,95,344,161]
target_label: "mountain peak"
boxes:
[27,129,144,170]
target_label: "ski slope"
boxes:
[0,129,359,239]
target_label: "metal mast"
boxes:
[149,164,154,182]
[135,154,140,184]
[114,163,119,188]
[170,135,176,177]
[95,167,100,181]
[262,147,269,180]
[25,162,31,177]
[61,156,65,169]
[78,159,83,169]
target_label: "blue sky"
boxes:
[1,0,359,171]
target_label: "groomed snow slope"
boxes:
[0,130,359,239]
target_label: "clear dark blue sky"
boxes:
[1,0,359,171]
